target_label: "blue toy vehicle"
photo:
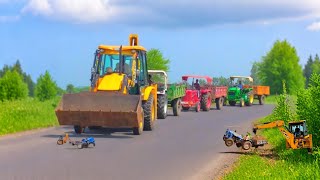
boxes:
[223,129,267,150]
[71,137,96,149]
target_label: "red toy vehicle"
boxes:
[181,75,228,112]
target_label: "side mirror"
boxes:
[91,67,96,73]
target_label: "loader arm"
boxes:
[253,120,298,149]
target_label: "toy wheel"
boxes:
[77,143,83,149]
[89,143,95,148]
[225,139,234,147]
[57,139,63,145]
[242,141,252,150]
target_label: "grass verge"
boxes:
[224,117,320,180]
[0,97,59,135]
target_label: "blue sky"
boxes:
[1,0,320,88]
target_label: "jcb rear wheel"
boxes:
[74,125,84,134]
[143,94,155,131]
[157,94,167,119]
[172,98,181,116]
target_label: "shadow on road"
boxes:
[42,128,134,139]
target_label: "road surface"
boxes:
[0,105,273,180]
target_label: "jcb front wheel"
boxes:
[143,94,155,131]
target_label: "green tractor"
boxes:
[227,76,254,107]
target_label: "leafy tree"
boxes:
[312,54,320,74]
[66,84,75,93]
[297,73,320,145]
[258,40,305,94]
[35,71,58,101]
[146,49,170,72]
[270,81,296,123]
[213,76,229,86]
[303,55,314,88]
[250,61,261,85]
[0,60,35,97]
[0,70,28,101]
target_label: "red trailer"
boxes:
[181,75,228,112]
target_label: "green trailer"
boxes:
[148,70,186,119]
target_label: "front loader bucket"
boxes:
[55,92,143,128]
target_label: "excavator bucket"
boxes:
[55,92,143,128]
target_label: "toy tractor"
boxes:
[227,76,254,107]
[227,76,270,107]
[57,133,96,149]
[180,75,227,112]
[148,70,186,118]
[223,129,268,151]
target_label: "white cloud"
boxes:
[17,0,320,27]
[22,0,121,23]
[307,21,320,31]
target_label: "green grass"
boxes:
[0,97,59,135]
[224,117,320,180]
[265,95,297,105]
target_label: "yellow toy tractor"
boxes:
[55,34,157,135]
[253,120,313,152]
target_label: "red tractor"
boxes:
[181,75,228,112]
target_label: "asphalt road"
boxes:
[0,104,273,180]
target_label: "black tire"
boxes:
[245,91,253,106]
[259,95,265,105]
[239,98,244,107]
[201,93,211,111]
[242,141,252,150]
[215,97,223,110]
[223,97,227,106]
[142,94,155,131]
[157,94,167,119]
[225,139,234,147]
[182,106,190,111]
[77,143,83,149]
[229,101,236,106]
[74,125,84,134]
[172,98,181,116]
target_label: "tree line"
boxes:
[0,60,59,101]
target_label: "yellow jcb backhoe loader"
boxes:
[253,120,313,152]
[55,34,157,135]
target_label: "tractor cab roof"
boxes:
[230,76,253,83]
[148,70,168,77]
[182,75,212,84]
[288,120,306,125]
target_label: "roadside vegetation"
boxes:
[224,78,320,179]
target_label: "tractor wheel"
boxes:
[259,95,265,105]
[229,101,236,106]
[157,94,168,119]
[195,102,200,112]
[201,93,211,111]
[182,106,190,111]
[239,98,244,107]
[77,143,83,149]
[245,91,254,106]
[242,141,252,151]
[172,98,182,116]
[225,139,234,147]
[143,94,155,131]
[74,125,85,134]
[223,97,227,106]
[133,110,144,135]
[215,97,223,110]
